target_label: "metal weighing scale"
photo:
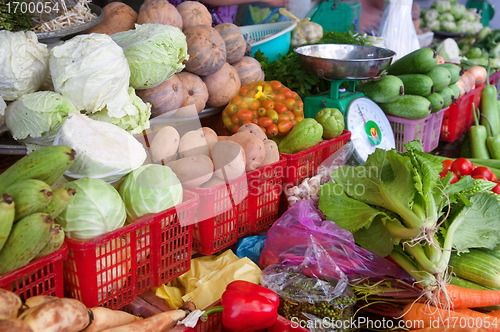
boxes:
[294,44,397,163]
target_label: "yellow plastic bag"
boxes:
[155,250,261,310]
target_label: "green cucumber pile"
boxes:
[358,48,462,119]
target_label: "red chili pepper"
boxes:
[203,280,279,332]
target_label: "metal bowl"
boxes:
[294,44,396,80]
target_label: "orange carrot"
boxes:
[489,310,500,318]
[436,285,500,309]
[403,303,500,332]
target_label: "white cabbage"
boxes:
[53,113,147,183]
[0,30,49,101]
[49,33,135,118]
[5,91,79,146]
[58,177,127,240]
[111,24,189,90]
[0,96,5,128]
[119,164,183,222]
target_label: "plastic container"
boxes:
[490,70,500,89]
[240,21,297,63]
[424,107,446,152]
[387,113,431,153]
[0,243,68,300]
[280,130,351,188]
[240,3,290,25]
[191,158,285,255]
[440,85,484,142]
[63,191,197,309]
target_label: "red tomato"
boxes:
[274,102,287,114]
[451,158,473,178]
[450,172,459,184]
[471,163,478,170]
[258,117,273,128]
[472,175,489,181]
[261,100,275,109]
[270,81,282,91]
[249,100,260,111]
[257,107,267,117]
[239,85,250,96]
[492,172,498,182]
[267,123,278,137]
[280,87,294,99]
[274,94,285,102]
[442,159,453,171]
[284,98,297,110]
[439,170,449,178]
[492,183,500,195]
[471,166,494,181]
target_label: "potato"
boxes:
[0,289,22,320]
[197,127,218,157]
[166,154,213,187]
[260,139,280,167]
[24,295,57,309]
[19,298,89,332]
[150,126,180,164]
[237,123,267,141]
[212,141,246,181]
[199,175,226,188]
[85,2,137,35]
[0,319,33,332]
[179,130,210,158]
[228,132,265,171]
[217,136,231,142]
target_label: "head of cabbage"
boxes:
[0,96,6,128]
[5,91,79,146]
[119,164,183,222]
[57,177,127,240]
[0,30,49,101]
[111,24,189,90]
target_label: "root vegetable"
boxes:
[466,66,488,86]
[150,126,180,164]
[24,295,58,309]
[227,132,266,171]
[82,307,142,332]
[179,130,210,158]
[19,298,89,332]
[0,289,22,319]
[212,141,246,181]
[237,123,267,141]
[100,302,196,332]
[260,140,280,167]
[0,319,33,332]
[166,155,213,187]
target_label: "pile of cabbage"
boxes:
[420,0,483,34]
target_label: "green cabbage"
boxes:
[432,0,451,13]
[111,24,189,90]
[426,20,441,31]
[0,30,48,101]
[450,4,466,20]
[5,91,78,146]
[424,9,439,22]
[88,88,151,135]
[119,164,183,222]
[58,177,127,240]
[442,20,457,32]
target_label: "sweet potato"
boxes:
[24,295,57,309]
[237,123,267,141]
[83,307,142,332]
[0,319,33,332]
[150,126,179,164]
[198,127,218,158]
[212,141,246,181]
[86,2,137,35]
[260,139,280,167]
[166,154,213,187]
[0,289,22,319]
[179,130,210,158]
[19,298,89,332]
[227,132,265,171]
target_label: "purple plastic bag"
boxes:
[260,200,412,281]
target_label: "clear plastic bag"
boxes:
[377,0,420,60]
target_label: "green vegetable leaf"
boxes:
[354,216,395,257]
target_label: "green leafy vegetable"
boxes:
[0,0,34,31]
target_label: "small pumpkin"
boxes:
[231,56,265,85]
[137,0,183,30]
[202,62,241,108]
[177,1,212,30]
[214,23,246,64]
[184,25,226,76]
[85,2,137,35]
[136,75,184,118]
[177,72,209,114]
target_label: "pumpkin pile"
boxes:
[87,0,265,117]
[221,80,305,138]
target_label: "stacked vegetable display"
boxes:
[420,0,483,35]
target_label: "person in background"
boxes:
[357,0,384,35]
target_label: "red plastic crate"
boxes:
[191,158,285,255]
[181,301,309,332]
[490,70,500,89]
[0,243,68,300]
[63,191,197,309]
[440,88,477,142]
[469,83,486,126]
[280,130,351,188]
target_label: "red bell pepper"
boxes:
[202,280,279,332]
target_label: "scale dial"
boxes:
[346,97,395,163]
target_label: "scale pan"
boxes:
[294,44,396,80]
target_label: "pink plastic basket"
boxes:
[423,107,446,152]
[387,113,431,153]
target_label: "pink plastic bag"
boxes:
[260,200,412,281]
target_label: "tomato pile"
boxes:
[221,80,305,138]
[441,158,500,194]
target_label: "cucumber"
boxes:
[449,249,500,289]
[378,95,432,120]
[426,92,444,113]
[437,86,454,108]
[449,275,493,290]
[426,66,452,92]
[387,48,438,75]
[397,74,434,96]
[437,63,463,85]
[356,75,404,103]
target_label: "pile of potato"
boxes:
[148,124,280,188]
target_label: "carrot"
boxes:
[403,302,500,332]
[489,309,500,318]
[436,284,500,309]
[99,301,196,332]
[82,307,143,332]
[454,308,499,328]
